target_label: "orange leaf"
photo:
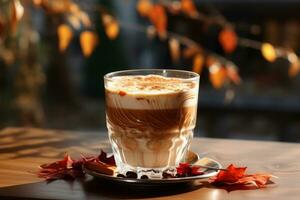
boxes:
[181,0,198,17]
[169,38,180,63]
[57,24,73,52]
[136,0,153,17]
[80,31,98,57]
[261,43,277,62]
[102,14,119,40]
[192,54,204,74]
[219,28,238,54]
[148,4,167,39]
[209,164,275,192]
[11,0,24,33]
[209,64,227,89]
[226,65,241,85]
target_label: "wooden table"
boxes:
[0,127,299,200]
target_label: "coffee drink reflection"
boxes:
[105,73,199,177]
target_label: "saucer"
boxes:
[83,151,222,185]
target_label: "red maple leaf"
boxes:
[209,164,275,192]
[38,149,116,181]
[176,163,204,177]
[98,150,116,165]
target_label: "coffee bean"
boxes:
[126,171,137,178]
[117,174,125,178]
[140,175,149,179]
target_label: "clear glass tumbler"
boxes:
[104,69,199,178]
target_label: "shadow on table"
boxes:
[0,178,215,200]
[82,178,209,199]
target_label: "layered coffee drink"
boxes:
[104,70,199,178]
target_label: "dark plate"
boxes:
[83,151,222,185]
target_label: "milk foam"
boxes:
[105,75,198,109]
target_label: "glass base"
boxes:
[117,163,176,179]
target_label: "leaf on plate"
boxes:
[98,150,116,165]
[148,4,167,39]
[209,164,275,192]
[57,24,73,52]
[136,0,153,17]
[38,149,116,181]
[219,28,238,54]
[80,31,99,57]
[261,43,277,62]
[176,163,204,177]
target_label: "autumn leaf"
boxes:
[219,28,238,54]
[80,31,98,57]
[192,54,204,74]
[176,163,204,177]
[209,164,275,192]
[181,0,198,17]
[136,0,153,17]
[261,43,277,62]
[209,64,227,89]
[148,4,167,39]
[57,24,73,52]
[38,149,116,181]
[11,0,24,34]
[169,38,180,63]
[102,14,119,40]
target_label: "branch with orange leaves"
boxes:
[152,0,300,78]
[120,21,241,89]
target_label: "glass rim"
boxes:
[104,69,200,82]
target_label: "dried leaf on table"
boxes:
[261,43,277,62]
[181,0,198,17]
[209,64,227,89]
[80,31,99,57]
[57,24,73,52]
[102,14,119,40]
[169,38,180,63]
[149,4,167,39]
[11,0,24,33]
[192,53,204,74]
[38,149,116,181]
[209,164,275,192]
[136,0,153,17]
[219,28,238,54]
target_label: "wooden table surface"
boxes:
[0,127,299,200]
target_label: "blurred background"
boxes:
[1,0,300,142]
